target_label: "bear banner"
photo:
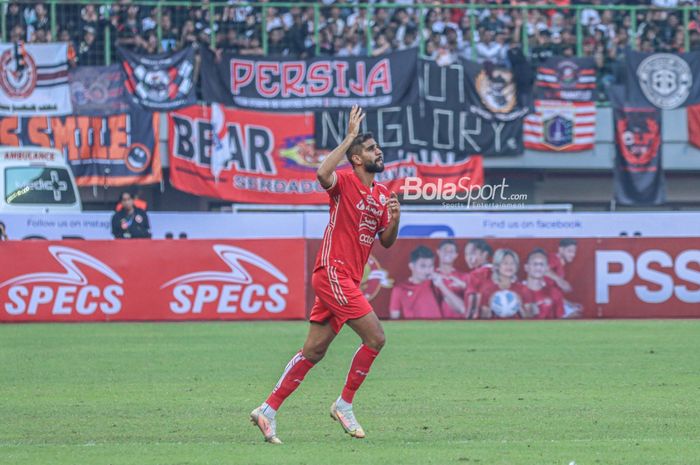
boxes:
[167,104,483,204]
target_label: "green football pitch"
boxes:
[1,320,698,465]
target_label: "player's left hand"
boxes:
[387,192,400,221]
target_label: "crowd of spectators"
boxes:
[6,1,700,89]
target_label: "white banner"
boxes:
[2,211,700,240]
[0,42,72,116]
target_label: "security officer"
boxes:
[111,191,152,239]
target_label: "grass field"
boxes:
[1,320,699,465]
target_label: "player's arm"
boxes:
[432,274,466,315]
[316,105,365,189]
[379,193,400,248]
[545,270,572,293]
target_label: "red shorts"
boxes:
[309,266,373,334]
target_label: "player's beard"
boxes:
[364,158,384,173]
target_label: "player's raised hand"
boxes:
[387,192,401,221]
[347,105,365,139]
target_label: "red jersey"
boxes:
[390,280,442,319]
[314,171,391,282]
[435,269,469,318]
[548,252,566,279]
[466,264,492,295]
[479,279,529,319]
[521,280,565,319]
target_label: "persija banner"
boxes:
[0,240,306,322]
[69,64,132,116]
[119,46,195,111]
[0,42,72,116]
[0,111,162,186]
[609,85,666,205]
[687,103,700,148]
[524,100,596,152]
[316,59,524,157]
[304,237,700,320]
[625,50,700,110]
[534,56,597,102]
[168,104,483,204]
[201,48,419,111]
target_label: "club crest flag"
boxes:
[524,100,595,152]
[0,42,72,115]
[119,46,196,111]
[625,50,700,110]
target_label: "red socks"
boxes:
[341,344,379,404]
[265,351,315,410]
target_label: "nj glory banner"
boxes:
[201,48,419,111]
[316,58,525,157]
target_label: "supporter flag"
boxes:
[608,85,666,205]
[463,58,530,123]
[687,103,700,148]
[524,100,596,152]
[168,104,483,204]
[0,111,161,186]
[625,50,700,110]
[68,64,132,116]
[200,48,419,111]
[119,46,195,111]
[0,42,72,116]
[534,56,597,102]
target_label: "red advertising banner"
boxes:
[306,238,700,320]
[3,238,699,322]
[0,240,306,322]
[167,104,484,204]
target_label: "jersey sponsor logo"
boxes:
[0,246,124,316]
[161,245,289,314]
[596,249,700,304]
[637,53,692,110]
[359,215,378,233]
[358,233,375,246]
[355,199,366,211]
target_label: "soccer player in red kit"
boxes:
[479,248,530,319]
[522,248,564,319]
[433,240,469,318]
[463,239,493,319]
[250,106,401,444]
[389,246,442,319]
[546,238,582,318]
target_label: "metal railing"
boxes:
[2,2,700,64]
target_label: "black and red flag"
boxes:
[608,85,666,205]
[118,46,195,111]
[534,56,597,102]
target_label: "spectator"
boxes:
[111,191,152,239]
[267,27,289,55]
[476,29,506,64]
[160,12,179,52]
[6,3,24,34]
[117,4,146,51]
[78,26,102,65]
[0,221,8,241]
